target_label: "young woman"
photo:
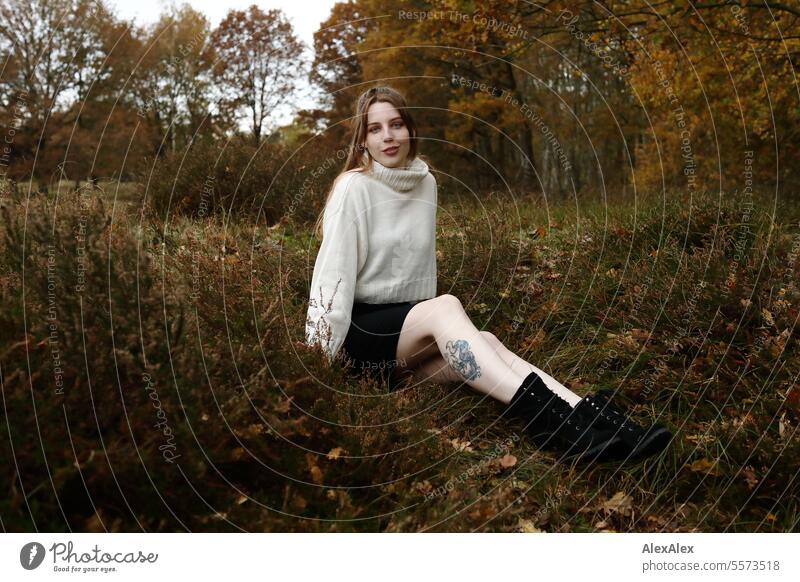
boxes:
[306,85,671,463]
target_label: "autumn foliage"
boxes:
[1,0,799,533]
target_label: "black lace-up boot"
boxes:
[504,372,622,462]
[580,389,672,460]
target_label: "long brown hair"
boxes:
[313,85,421,239]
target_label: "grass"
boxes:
[0,181,797,532]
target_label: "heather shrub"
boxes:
[2,186,798,532]
[140,137,343,227]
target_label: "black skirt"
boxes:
[341,300,421,391]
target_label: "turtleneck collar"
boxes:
[368,156,429,192]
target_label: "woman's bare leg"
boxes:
[395,294,527,404]
[395,296,583,406]
[403,331,583,406]
[401,353,463,386]
[479,331,583,407]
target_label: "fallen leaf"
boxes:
[645,514,668,527]
[786,386,800,415]
[778,412,789,439]
[593,519,618,532]
[742,466,758,490]
[517,518,543,533]
[450,438,474,452]
[732,413,755,428]
[275,397,293,414]
[689,457,720,476]
[566,378,590,391]
[685,433,716,445]
[238,423,264,438]
[521,329,546,351]
[306,452,324,484]
[766,330,788,357]
[499,454,517,468]
[327,447,346,460]
[414,480,432,494]
[602,491,633,516]
[84,512,104,533]
[292,494,307,511]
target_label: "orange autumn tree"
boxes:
[309,0,799,199]
[622,1,800,196]
[332,0,634,195]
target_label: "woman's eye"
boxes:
[369,123,402,132]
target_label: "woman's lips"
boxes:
[383,146,399,156]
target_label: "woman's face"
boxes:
[363,101,411,168]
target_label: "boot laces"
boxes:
[588,390,637,432]
[557,406,586,433]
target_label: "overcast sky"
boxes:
[105,0,341,127]
[105,0,338,47]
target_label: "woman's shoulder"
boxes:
[420,163,437,192]
[329,169,369,208]
[334,167,369,188]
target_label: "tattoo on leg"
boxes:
[445,339,482,380]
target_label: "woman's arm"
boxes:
[305,175,363,363]
[432,177,438,283]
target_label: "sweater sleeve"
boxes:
[433,178,438,277]
[305,174,364,363]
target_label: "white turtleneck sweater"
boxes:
[305,156,438,362]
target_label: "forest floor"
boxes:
[1,183,799,532]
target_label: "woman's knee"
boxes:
[433,293,464,316]
[402,294,469,345]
